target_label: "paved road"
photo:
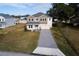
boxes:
[0,51,45,56]
[0,51,34,56]
[33,29,65,56]
[38,29,57,48]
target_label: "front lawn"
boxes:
[0,24,39,53]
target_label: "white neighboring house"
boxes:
[0,16,16,29]
[18,17,27,23]
[19,19,27,23]
[26,12,52,31]
[0,16,5,28]
[15,16,27,24]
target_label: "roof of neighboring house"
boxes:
[0,15,14,19]
[0,13,12,19]
[0,16,5,19]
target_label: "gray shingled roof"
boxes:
[32,12,51,17]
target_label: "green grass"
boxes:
[0,24,39,53]
[51,27,77,56]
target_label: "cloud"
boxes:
[26,3,52,13]
[0,3,51,9]
[0,3,27,9]
[0,3,51,15]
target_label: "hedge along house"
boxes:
[26,12,52,31]
[0,15,16,29]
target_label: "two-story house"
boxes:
[26,12,52,31]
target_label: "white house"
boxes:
[0,16,16,28]
[26,12,52,31]
[0,16,5,28]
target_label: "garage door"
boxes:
[40,24,49,29]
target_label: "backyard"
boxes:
[0,24,39,53]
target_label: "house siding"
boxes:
[0,16,16,28]
[5,18,16,27]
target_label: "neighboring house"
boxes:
[18,16,27,23]
[15,16,27,24]
[26,12,52,31]
[0,16,16,28]
[18,19,27,23]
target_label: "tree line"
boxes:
[47,3,79,24]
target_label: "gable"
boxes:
[38,15,51,18]
[27,16,35,19]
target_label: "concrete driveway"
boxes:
[33,29,65,56]
[38,29,57,48]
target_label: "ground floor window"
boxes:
[29,25,32,28]
[35,25,38,27]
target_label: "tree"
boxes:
[69,3,79,16]
[47,3,75,23]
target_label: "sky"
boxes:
[0,3,52,15]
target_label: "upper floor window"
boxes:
[0,19,4,22]
[36,19,38,21]
[43,19,44,21]
[49,18,51,21]
[45,18,46,21]
[32,19,33,21]
[2,19,4,21]
[29,19,30,21]
[0,24,2,27]
[0,19,1,22]
[40,19,42,21]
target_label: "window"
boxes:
[29,19,30,21]
[32,19,33,21]
[29,25,32,28]
[36,19,38,21]
[29,25,30,28]
[49,18,51,21]
[0,19,1,22]
[43,19,44,21]
[45,18,46,21]
[40,19,42,21]
[35,25,38,27]
[0,24,2,27]
[30,25,32,28]
[2,19,4,21]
